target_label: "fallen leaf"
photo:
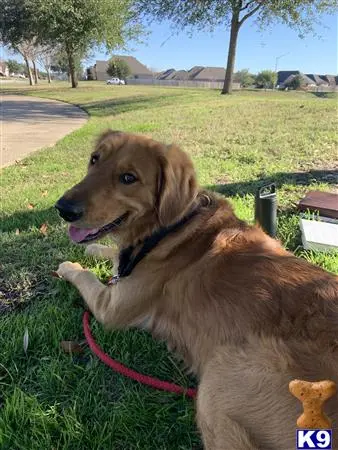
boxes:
[15,229,20,235]
[50,271,62,279]
[41,190,48,197]
[23,328,29,354]
[39,223,48,236]
[60,340,84,354]
[15,160,27,166]
[27,203,34,210]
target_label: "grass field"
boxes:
[1,82,337,449]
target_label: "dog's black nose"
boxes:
[55,197,84,222]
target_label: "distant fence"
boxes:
[280,84,338,93]
[126,78,241,90]
[307,85,338,93]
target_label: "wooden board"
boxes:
[298,190,338,219]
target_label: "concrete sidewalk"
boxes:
[0,95,88,168]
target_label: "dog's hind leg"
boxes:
[197,386,259,450]
[196,340,311,450]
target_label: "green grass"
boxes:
[1,82,337,449]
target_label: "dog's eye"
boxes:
[119,173,137,185]
[90,153,100,165]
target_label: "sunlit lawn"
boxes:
[1,82,337,449]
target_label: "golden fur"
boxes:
[57,130,338,450]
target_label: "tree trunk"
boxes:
[32,60,39,84]
[24,57,34,86]
[66,46,78,88]
[222,16,240,95]
[47,67,52,83]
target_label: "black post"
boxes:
[255,183,277,238]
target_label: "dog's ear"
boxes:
[95,129,126,151]
[156,144,198,226]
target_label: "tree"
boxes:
[31,45,40,84]
[32,0,143,88]
[286,74,303,90]
[1,0,143,88]
[255,70,277,89]
[15,40,36,86]
[107,57,131,80]
[136,0,338,95]
[50,49,70,75]
[6,59,22,74]
[0,0,39,85]
[36,45,60,83]
[233,68,255,87]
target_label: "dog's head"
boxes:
[55,130,198,244]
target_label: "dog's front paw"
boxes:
[57,261,84,281]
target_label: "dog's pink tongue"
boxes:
[68,225,99,243]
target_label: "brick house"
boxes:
[94,56,153,81]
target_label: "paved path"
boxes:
[0,95,88,168]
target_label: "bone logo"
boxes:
[289,379,336,450]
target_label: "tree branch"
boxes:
[239,2,263,26]
[240,0,256,11]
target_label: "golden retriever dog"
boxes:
[56,130,338,450]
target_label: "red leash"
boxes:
[83,311,197,399]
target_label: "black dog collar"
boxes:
[116,207,200,279]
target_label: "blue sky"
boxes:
[2,12,336,75]
[91,12,337,75]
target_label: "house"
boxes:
[157,65,226,82]
[157,69,190,81]
[319,75,338,87]
[192,66,226,82]
[188,66,204,79]
[157,69,176,80]
[306,74,329,87]
[0,60,9,77]
[283,73,316,88]
[94,56,153,81]
[171,70,189,80]
[277,71,300,87]
[278,70,338,89]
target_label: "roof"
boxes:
[188,66,204,79]
[277,71,300,85]
[96,56,152,76]
[192,66,225,81]
[284,73,317,86]
[157,69,176,80]
[172,70,189,80]
[300,74,317,85]
[319,75,338,86]
[305,74,329,85]
[114,55,152,76]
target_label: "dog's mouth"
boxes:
[68,213,128,243]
